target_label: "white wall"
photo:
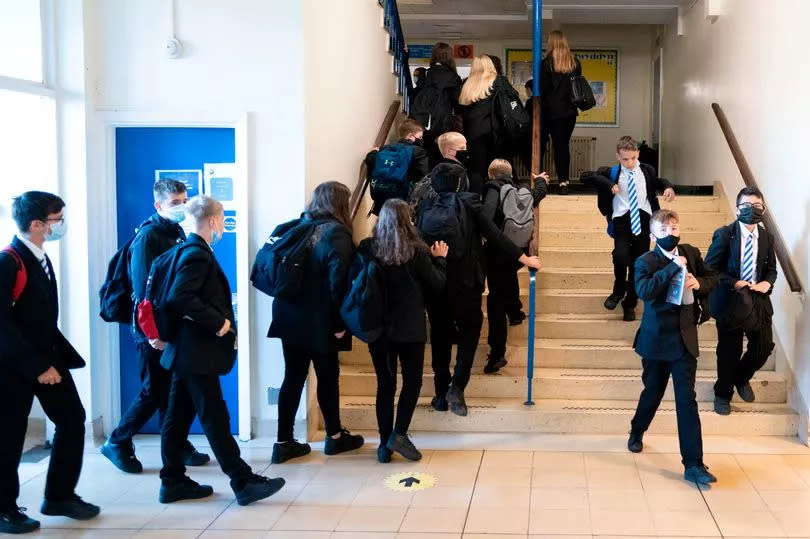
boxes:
[660,0,810,438]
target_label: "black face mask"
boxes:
[454,150,471,168]
[413,137,424,147]
[738,206,764,225]
[656,234,680,252]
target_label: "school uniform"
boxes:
[540,56,582,179]
[364,139,430,215]
[629,243,716,468]
[581,163,674,310]
[704,221,777,402]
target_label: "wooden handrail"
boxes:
[712,103,803,293]
[350,100,401,220]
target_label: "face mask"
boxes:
[159,205,186,223]
[45,220,66,242]
[413,137,424,147]
[656,234,680,252]
[455,150,471,168]
[210,222,223,246]
[738,206,764,225]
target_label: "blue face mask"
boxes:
[160,205,186,224]
[45,220,66,242]
[210,223,223,246]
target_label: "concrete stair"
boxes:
[336,193,798,436]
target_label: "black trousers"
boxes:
[631,354,703,468]
[0,367,86,511]
[540,115,577,180]
[160,370,251,487]
[714,321,775,401]
[487,259,523,359]
[369,339,425,444]
[612,211,651,309]
[277,341,342,441]
[427,286,483,396]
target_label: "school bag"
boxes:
[0,246,27,305]
[99,222,153,323]
[415,192,468,261]
[605,164,621,238]
[498,183,535,248]
[411,79,454,134]
[369,143,415,209]
[250,218,326,299]
[408,174,436,215]
[570,73,596,111]
[492,81,530,141]
[340,251,385,343]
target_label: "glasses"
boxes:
[45,217,65,224]
[738,202,766,211]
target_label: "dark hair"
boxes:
[12,191,65,233]
[431,162,466,193]
[414,67,427,77]
[616,135,639,153]
[487,54,503,75]
[306,181,353,232]
[153,179,187,201]
[398,119,424,139]
[430,42,456,71]
[736,186,764,206]
[373,199,428,266]
[524,78,533,89]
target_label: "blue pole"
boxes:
[525,269,537,406]
[532,0,542,98]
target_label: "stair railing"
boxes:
[382,0,413,115]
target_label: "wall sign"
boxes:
[453,44,474,59]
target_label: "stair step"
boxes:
[523,269,614,289]
[540,195,722,213]
[538,229,715,248]
[534,247,713,267]
[484,288,612,314]
[340,396,797,435]
[539,211,729,230]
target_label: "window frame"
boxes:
[0,0,55,97]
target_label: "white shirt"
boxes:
[739,222,759,284]
[612,163,652,219]
[657,244,694,305]
[16,235,51,280]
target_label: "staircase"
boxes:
[338,192,799,436]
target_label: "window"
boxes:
[0,0,44,82]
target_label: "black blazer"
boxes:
[0,237,85,381]
[704,221,778,322]
[633,244,717,361]
[581,163,674,221]
[540,56,582,120]
[161,234,236,376]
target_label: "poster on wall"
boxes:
[506,48,620,127]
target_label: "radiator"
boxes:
[514,136,597,183]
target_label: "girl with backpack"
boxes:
[268,181,364,464]
[357,199,448,463]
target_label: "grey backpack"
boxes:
[499,183,534,247]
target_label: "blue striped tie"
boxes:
[741,234,754,283]
[41,256,51,280]
[627,170,641,236]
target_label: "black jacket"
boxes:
[581,163,674,221]
[358,238,446,343]
[704,221,778,322]
[161,234,236,376]
[268,219,355,355]
[540,56,582,120]
[459,76,514,141]
[482,175,547,263]
[420,65,462,135]
[0,237,85,381]
[364,139,430,214]
[633,244,717,361]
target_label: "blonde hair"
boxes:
[186,195,223,221]
[488,159,512,179]
[616,135,639,153]
[459,55,497,105]
[651,209,680,229]
[547,30,576,74]
[437,131,465,155]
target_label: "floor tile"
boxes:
[292,480,362,505]
[532,451,586,472]
[772,510,810,537]
[423,465,479,486]
[585,467,643,490]
[352,485,414,507]
[142,501,230,529]
[335,505,407,532]
[410,485,474,508]
[332,533,397,539]
[735,455,809,491]
[199,531,267,539]
[481,450,533,468]
[396,534,461,539]
[589,509,655,535]
[209,503,287,530]
[133,531,201,539]
[428,451,483,467]
[464,505,529,534]
[712,510,788,537]
[265,531,332,538]
[470,485,530,508]
[531,487,588,510]
[272,505,348,531]
[532,468,588,488]
[528,508,591,535]
[588,488,647,511]
[782,454,810,487]
[476,465,532,487]
[759,489,810,512]
[645,486,708,511]
[702,488,769,512]
[399,507,468,534]
[651,510,721,536]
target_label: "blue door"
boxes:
[115,127,238,434]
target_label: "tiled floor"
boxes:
[15,434,810,538]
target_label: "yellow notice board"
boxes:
[506,48,619,127]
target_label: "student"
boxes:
[359,200,448,463]
[409,131,471,212]
[159,195,284,505]
[581,136,676,321]
[704,187,777,415]
[628,209,718,485]
[100,179,209,474]
[409,67,427,110]
[521,79,535,172]
[0,192,100,534]
[482,160,549,373]
[269,182,364,463]
[417,163,542,416]
[364,119,430,215]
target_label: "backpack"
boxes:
[411,79,454,134]
[99,223,152,323]
[408,174,436,215]
[340,251,385,343]
[369,143,414,209]
[499,183,535,248]
[570,74,596,111]
[605,165,621,238]
[250,218,326,299]
[136,243,200,341]
[492,82,530,141]
[0,246,27,305]
[415,192,468,261]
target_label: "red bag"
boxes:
[1,246,27,304]
[136,299,160,340]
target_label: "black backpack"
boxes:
[99,223,152,323]
[415,192,468,261]
[492,81,530,142]
[411,78,454,134]
[340,251,385,343]
[250,218,325,299]
[570,74,596,111]
[369,143,414,211]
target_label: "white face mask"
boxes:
[45,220,66,242]
[159,205,186,223]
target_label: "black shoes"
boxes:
[484,355,507,374]
[159,477,214,504]
[100,439,143,474]
[234,474,286,506]
[182,443,211,467]
[627,431,644,453]
[272,440,312,464]
[0,508,39,534]
[508,311,527,326]
[387,433,422,461]
[559,182,569,195]
[431,396,449,412]
[714,396,731,416]
[737,383,756,403]
[446,384,468,417]
[684,464,718,485]
[378,444,393,463]
[40,495,100,520]
[604,294,623,310]
[324,428,365,455]
[623,307,636,322]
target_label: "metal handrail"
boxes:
[382,0,412,114]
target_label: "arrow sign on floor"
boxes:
[398,476,421,488]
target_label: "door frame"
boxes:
[100,111,253,441]
[651,46,664,174]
